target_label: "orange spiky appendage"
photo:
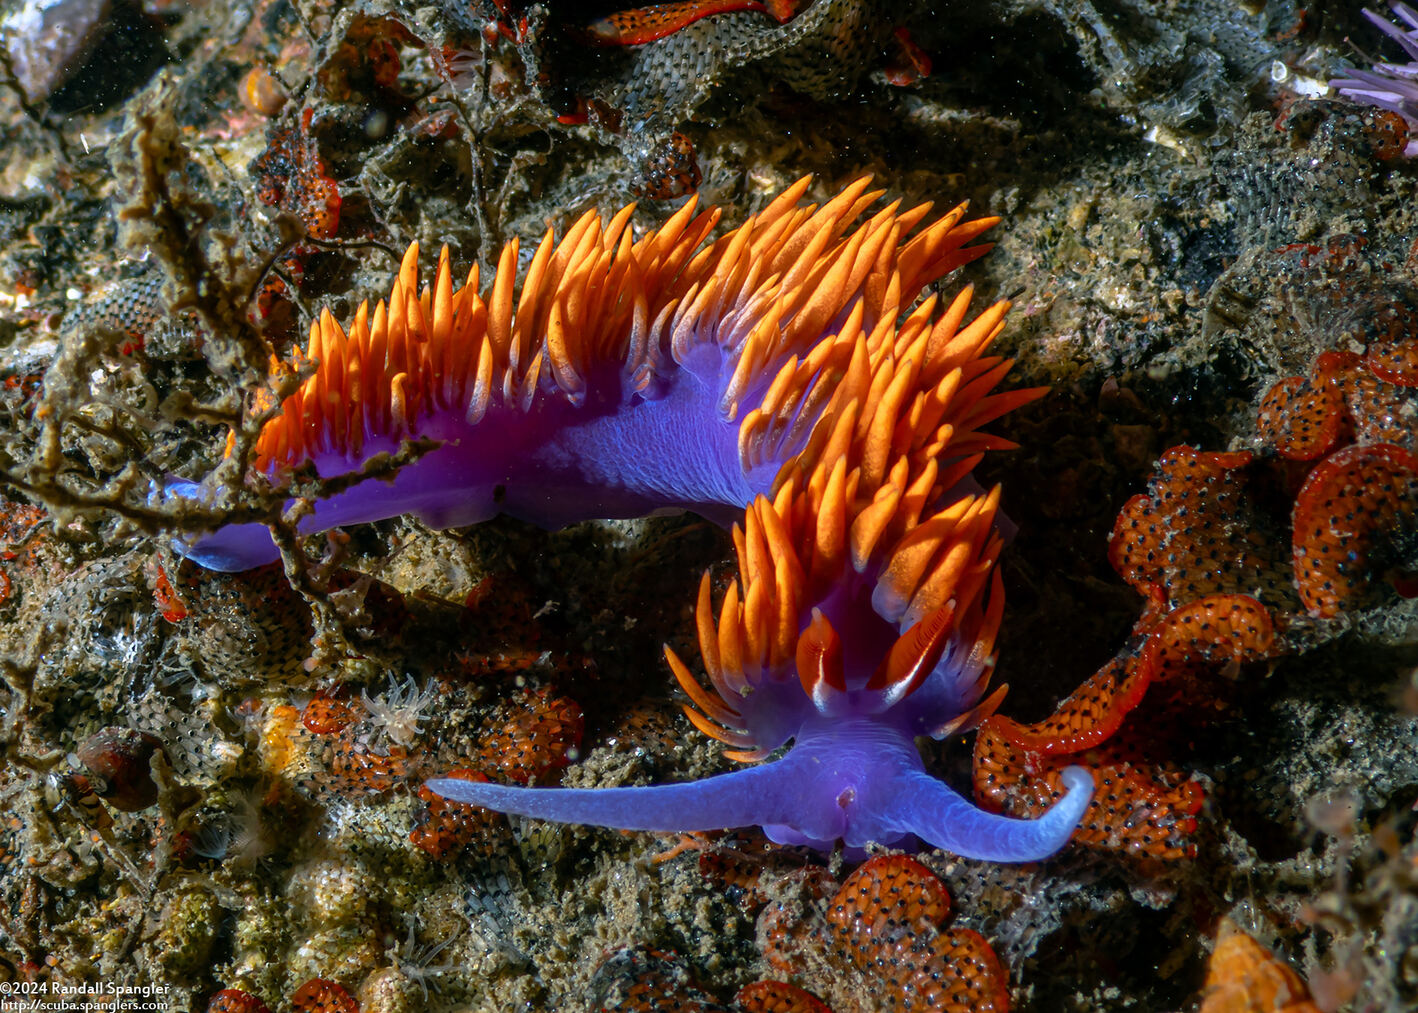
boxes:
[176,176,1022,572]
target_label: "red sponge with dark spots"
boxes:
[1109,448,1297,618]
[409,768,502,860]
[1293,442,1418,617]
[735,980,834,1013]
[823,855,1008,1012]
[207,990,272,1013]
[290,979,358,1013]
[1257,372,1346,461]
[974,594,1274,863]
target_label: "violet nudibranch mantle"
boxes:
[172,176,1093,862]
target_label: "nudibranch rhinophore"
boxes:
[178,176,1093,861]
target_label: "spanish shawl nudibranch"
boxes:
[177,176,1094,861]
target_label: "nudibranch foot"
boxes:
[162,479,287,572]
[428,717,1094,862]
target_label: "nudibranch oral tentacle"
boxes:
[178,177,1093,859]
[427,738,1093,861]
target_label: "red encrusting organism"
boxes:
[974,594,1274,862]
[590,855,1009,1011]
[585,1,801,47]
[410,768,500,860]
[290,978,358,1013]
[986,234,1418,864]
[301,693,356,735]
[206,989,273,1013]
[1292,442,1418,616]
[755,855,1010,1011]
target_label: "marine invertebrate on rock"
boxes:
[410,769,501,860]
[302,693,356,735]
[1292,442,1418,616]
[324,723,413,797]
[434,478,1091,859]
[411,692,583,859]
[361,673,440,749]
[0,492,47,608]
[206,989,273,1013]
[1198,920,1320,1013]
[737,980,833,1012]
[252,107,342,243]
[1019,238,1418,865]
[74,726,165,812]
[587,945,729,1009]
[153,558,312,679]
[179,177,1092,859]
[247,105,344,321]
[974,594,1275,862]
[755,855,1009,1011]
[1119,364,1418,623]
[456,571,581,678]
[175,176,1000,569]
[585,858,1010,1010]
[631,129,703,200]
[1329,2,1418,157]
[475,688,584,783]
[585,1,801,47]
[62,271,167,356]
[1109,446,1296,620]
[290,978,359,1013]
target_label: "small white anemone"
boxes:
[361,674,439,749]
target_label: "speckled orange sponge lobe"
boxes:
[1109,447,1293,618]
[477,689,584,783]
[1147,595,1276,680]
[974,593,1274,863]
[586,1,800,47]
[206,990,272,1013]
[736,980,834,1013]
[1258,351,1415,461]
[749,855,1010,1012]
[290,979,357,1013]
[1257,369,1348,461]
[1293,442,1418,617]
[974,700,1204,863]
[409,768,500,860]
[820,855,1008,1013]
[1362,294,1418,387]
